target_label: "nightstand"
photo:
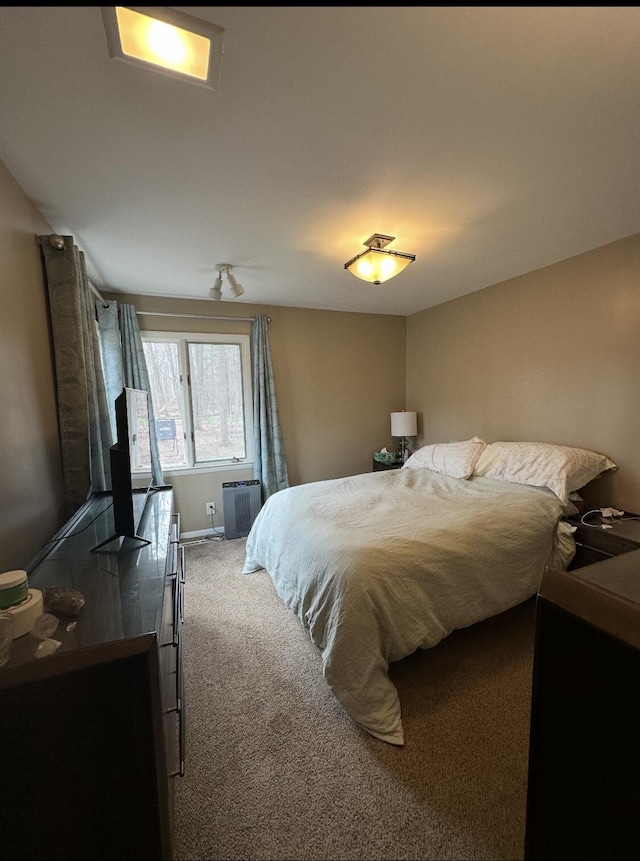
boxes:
[526,549,640,860]
[567,511,640,570]
[372,458,403,472]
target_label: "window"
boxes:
[141,331,253,472]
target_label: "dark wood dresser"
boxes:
[525,547,640,860]
[0,488,184,860]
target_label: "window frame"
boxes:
[141,330,254,476]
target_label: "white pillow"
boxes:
[403,437,486,479]
[473,441,617,504]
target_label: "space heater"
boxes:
[222,480,262,539]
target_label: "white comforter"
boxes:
[242,468,575,745]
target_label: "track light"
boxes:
[227,270,245,298]
[210,274,223,301]
[210,264,245,300]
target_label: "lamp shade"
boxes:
[345,247,414,285]
[390,411,417,437]
[344,234,416,285]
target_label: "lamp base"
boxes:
[396,436,412,463]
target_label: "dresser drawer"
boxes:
[1,488,177,859]
[569,542,613,570]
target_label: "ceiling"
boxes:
[1,6,640,317]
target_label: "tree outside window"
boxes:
[142,332,252,471]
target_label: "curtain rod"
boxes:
[37,235,269,321]
[38,234,110,308]
[136,310,271,323]
[88,279,109,309]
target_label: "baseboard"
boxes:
[181,527,225,542]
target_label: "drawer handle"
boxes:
[169,630,186,778]
[172,569,184,644]
[170,512,181,545]
[164,547,185,646]
[167,541,179,580]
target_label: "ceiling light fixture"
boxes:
[210,264,245,301]
[226,270,245,298]
[101,6,225,90]
[344,234,416,285]
[210,274,223,301]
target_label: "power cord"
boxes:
[40,501,114,548]
[185,510,225,546]
[580,507,626,529]
[206,509,225,542]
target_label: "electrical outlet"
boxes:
[205,501,216,516]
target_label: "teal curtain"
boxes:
[251,314,289,500]
[39,234,112,515]
[118,304,164,488]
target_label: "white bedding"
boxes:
[242,467,576,745]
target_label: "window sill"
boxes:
[159,462,255,478]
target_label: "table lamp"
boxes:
[390,411,417,462]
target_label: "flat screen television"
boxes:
[92,387,154,552]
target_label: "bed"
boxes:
[242,438,616,745]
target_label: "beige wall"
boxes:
[0,159,405,556]
[4,147,638,550]
[407,233,640,513]
[105,293,407,534]
[0,161,65,571]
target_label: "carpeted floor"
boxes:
[174,536,536,860]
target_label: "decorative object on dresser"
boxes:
[0,488,184,860]
[390,410,417,463]
[0,612,13,667]
[0,568,44,639]
[525,549,640,860]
